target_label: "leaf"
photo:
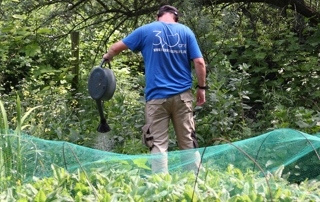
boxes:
[274,165,285,179]
[18,105,42,130]
[16,94,21,130]
[1,26,15,33]
[37,28,52,34]
[12,14,27,20]
[242,95,250,100]
[183,185,197,201]
[34,189,47,202]
[25,43,41,57]
[295,120,311,128]
[132,159,151,170]
[0,101,9,130]
[74,182,89,194]
[75,191,83,202]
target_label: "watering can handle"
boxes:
[100,59,111,69]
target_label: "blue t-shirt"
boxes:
[122,21,203,101]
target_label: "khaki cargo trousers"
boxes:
[142,89,200,174]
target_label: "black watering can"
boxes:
[88,59,116,133]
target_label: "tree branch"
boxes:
[200,0,319,23]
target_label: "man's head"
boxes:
[157,5,180,22]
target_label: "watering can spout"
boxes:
[97,118,111,133]
[95,99,111,133]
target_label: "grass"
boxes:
[0,95,41,191]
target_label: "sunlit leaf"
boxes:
[12,14,27,20]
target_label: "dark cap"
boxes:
[157,5,180,17]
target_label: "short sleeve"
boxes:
[187,30,202,59]
[122,26,144,52]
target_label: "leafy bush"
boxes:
[1,164,319,201]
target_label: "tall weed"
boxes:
[194,62,253,144]
[0,95,40,191]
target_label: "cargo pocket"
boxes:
[142,124,153,149]
[180,90,194,112]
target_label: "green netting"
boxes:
[1,128,320,183]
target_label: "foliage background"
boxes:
[0,0,319,154]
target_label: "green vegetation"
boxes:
[1,165,319,201]
[1,0,320,200]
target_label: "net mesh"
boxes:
[1,128,320,183]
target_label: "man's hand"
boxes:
[196,89,206,106]
[102,53,113,63]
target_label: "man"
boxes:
[103,5,206,173]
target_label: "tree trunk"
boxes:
[71,31,80,92]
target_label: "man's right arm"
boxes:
[103,41,128,62]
